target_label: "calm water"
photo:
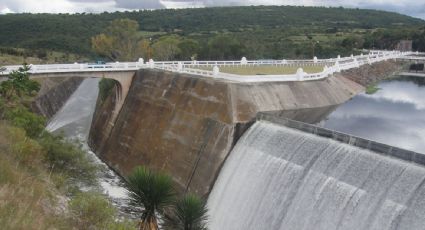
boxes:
[318,76,425,154]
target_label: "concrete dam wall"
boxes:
[89,67,364,195]
[207,119,425,230]
[32,77,84,119]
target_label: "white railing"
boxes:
[154,51,410,82]
[0,62,148,76]
[0,50,412,83]
[398,56,425,60]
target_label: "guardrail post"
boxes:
[313,56,318,63]
[31,65,37,72]
[213,66,220,77]
[241,57,248,65]
[177,62,183,72]
[335,61,341,72]
[296,68,305,81]
[149,59,155,68]
[323,65,330,77]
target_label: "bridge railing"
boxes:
[0,50,410,83]
[153,51,405,82]
[0,62,149,75]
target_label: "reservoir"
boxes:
[319,76,425,154]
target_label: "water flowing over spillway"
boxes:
[46,78,135,217]
[207,120,425,230]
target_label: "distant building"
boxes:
[396,40,413,52]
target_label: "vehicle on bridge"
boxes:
[87,61,111,69]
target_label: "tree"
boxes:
[342,35,365,51]
[91,19,151,61]
[206,35,245,60]
[139,39,154,60]
[178,39,200,60]
[0,64,40,100]
[164,194,209,230]
[152,35,181,61]
[126,166,175,230]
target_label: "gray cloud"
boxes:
[115,0,164,9]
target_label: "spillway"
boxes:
[207,120,425,230]
[46,78,136,218]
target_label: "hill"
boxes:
[0,6,423,60]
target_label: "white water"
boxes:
[208,121,425,230]
[46,78,136,217]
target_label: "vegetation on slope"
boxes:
[365,84,381,94]
[0,6,423,61]
[0,66,136,229]
[0,46,88,65]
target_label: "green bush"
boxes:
[70,192,116,229]
[0,64,40,99]
[37,132,99,189]
[5,106,46,138]
[365,84,381,94]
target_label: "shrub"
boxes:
[38,132,99,190]
[4,106,46,138]
[70,192,116,229]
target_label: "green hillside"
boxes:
[0,6,423,60]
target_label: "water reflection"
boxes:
[319,76,425,153]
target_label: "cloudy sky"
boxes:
[0,0,424,19]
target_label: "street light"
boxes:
[312,40,320,58]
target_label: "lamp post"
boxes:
[312,40,320,59]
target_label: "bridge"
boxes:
[396,51,425,77]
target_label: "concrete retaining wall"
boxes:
[257,112,425,166]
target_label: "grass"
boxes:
[194,65,324,75]
[0,51,88,66]
[0,120,136,229]
[365,84,381,94]
[0,123,67,229]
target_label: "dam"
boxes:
[28,52,425,228]
[207,117,425,230]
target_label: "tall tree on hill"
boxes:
[178,39,200,60]
[152,35,181,61]
[91,19,151,61]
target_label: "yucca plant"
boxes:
[164,194,209,230]
[126,166,175,230]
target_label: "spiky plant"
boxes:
[164,194,209,230]
[126,166,175,230]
